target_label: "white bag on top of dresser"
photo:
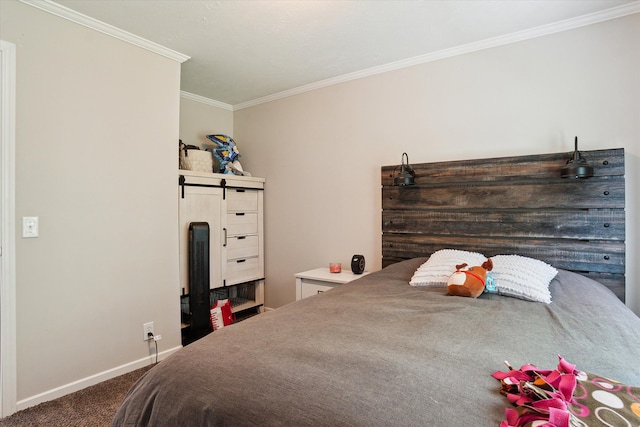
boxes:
[180,149,213,173]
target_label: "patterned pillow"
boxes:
[409,249,486,287]
[490,255,557,303]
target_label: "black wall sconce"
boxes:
[561,137,593,179]
[393,152,416,186]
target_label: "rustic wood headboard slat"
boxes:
[381,148,626,302]
[381,149,624,186]
[382,178,624,210]
[382,209,625,241]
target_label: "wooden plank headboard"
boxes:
[381,148,625,301]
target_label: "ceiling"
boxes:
[52,0,637,108]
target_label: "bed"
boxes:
[112,148,639,426]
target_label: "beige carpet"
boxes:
[0,365,153,427]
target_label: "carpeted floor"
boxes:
[0,365,153,427]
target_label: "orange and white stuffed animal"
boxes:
[447,258,493,298]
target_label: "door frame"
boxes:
[0,39,17,418]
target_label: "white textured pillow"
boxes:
[410,249,487,287]
[490,255,558,303]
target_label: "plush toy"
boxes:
[446,258,493,298]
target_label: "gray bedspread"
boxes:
[112,258,640,426]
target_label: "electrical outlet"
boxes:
[143,321,154,341]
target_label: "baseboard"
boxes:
[16,345,182,412]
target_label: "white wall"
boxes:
[180,95,233,149]
[234,13,640,315]
[1,1,182,406]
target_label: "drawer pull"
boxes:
[235,189,246,193]
[236,259,246,263]
[235,212,245,216]
[237,236,247,240]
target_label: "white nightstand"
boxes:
[294,268,370,300]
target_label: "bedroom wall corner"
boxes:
[179,94,234,150]
[1,0,183,406]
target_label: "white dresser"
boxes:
[294,268,369,300]
[179,170,265,315]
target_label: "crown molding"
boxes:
[234,1,640,110]
[180,91,233,111]
[20,0,190,63]
[18,0,639,110]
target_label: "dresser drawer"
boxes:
[300,282,334,299]
[226,235,259,260]
[227,212,258,236]
[227,189,258,212]
[226,257,261,285]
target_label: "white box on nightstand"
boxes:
[294,268,370,300]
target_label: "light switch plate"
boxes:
[22,216,39,238]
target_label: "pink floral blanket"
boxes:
[493,356,640,427]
